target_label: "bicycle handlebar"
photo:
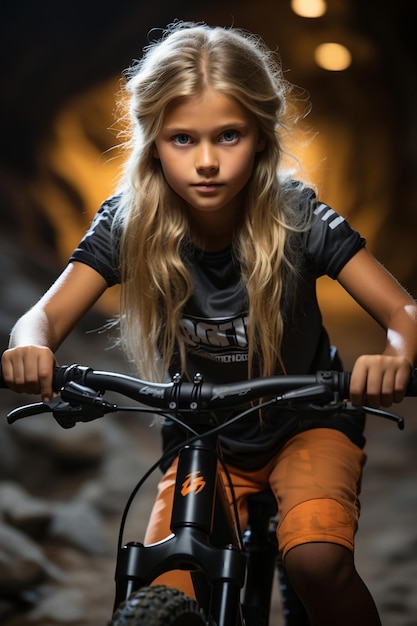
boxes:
[2,363,417,416]
[1,364,416,432]
[53,365,354,410]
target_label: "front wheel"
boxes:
[109,584,209,625]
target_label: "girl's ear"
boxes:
[256,135,266,152]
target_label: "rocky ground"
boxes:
[0,287,416,626]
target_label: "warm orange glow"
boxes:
[32,78,124,314]
[291,0,327,18]
[314,42,352,71]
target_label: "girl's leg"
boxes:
[269,428,381,626]
[285,542,381,626]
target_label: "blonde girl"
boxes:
[3,22,417,626]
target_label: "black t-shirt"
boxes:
[70,188,367,470]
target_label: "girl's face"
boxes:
[154,89,264,232]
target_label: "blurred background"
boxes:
[0,1,416,625]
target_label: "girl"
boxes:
[2,22,417,625]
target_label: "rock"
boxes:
[27,587,86,624]
[79,446,151,514]
[49,500,111,556]
[0,424,21,477]
[0,482,52,539]
[10,415,107,466]
[75,415,159,514]
[368,528,417,565]
[0,522,63,594]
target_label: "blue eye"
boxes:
[173,134,191,145]
[222,130,238,142]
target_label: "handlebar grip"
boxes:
[52,365,68,391]
[0,364,8,389]
[406,368,417,396]
[339,369,417,397]
[0,364,85,391]
[0,364,73,390]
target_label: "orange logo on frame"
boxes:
[181,471,206,495]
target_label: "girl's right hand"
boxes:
[1,346,56,402]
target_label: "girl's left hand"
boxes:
[350,354,412,408]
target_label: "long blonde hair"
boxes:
[115,22,308,381]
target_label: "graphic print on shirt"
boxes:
[179,314,249,364]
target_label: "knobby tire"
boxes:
[109,584,209,625]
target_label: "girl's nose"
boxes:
[195,142,219,173]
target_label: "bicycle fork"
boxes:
[113,440,247,626]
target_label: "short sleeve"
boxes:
[69,196,122,286]
[302,191,366,278]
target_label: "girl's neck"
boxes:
[189,216,237,251]
[187,206,243,252]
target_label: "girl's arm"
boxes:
[337,247,417,407]
[2,262,109,401]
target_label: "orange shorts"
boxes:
[144,428,366,596]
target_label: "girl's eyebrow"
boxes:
[162,120,250,134]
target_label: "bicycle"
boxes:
[1,364,416,625]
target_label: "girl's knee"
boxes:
[285,542,355,593]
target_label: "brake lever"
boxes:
[359,404,404,430]
[7,382,118,429]
[7,397,61,424]
[337,401,404,430]
[277,388,405,431]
